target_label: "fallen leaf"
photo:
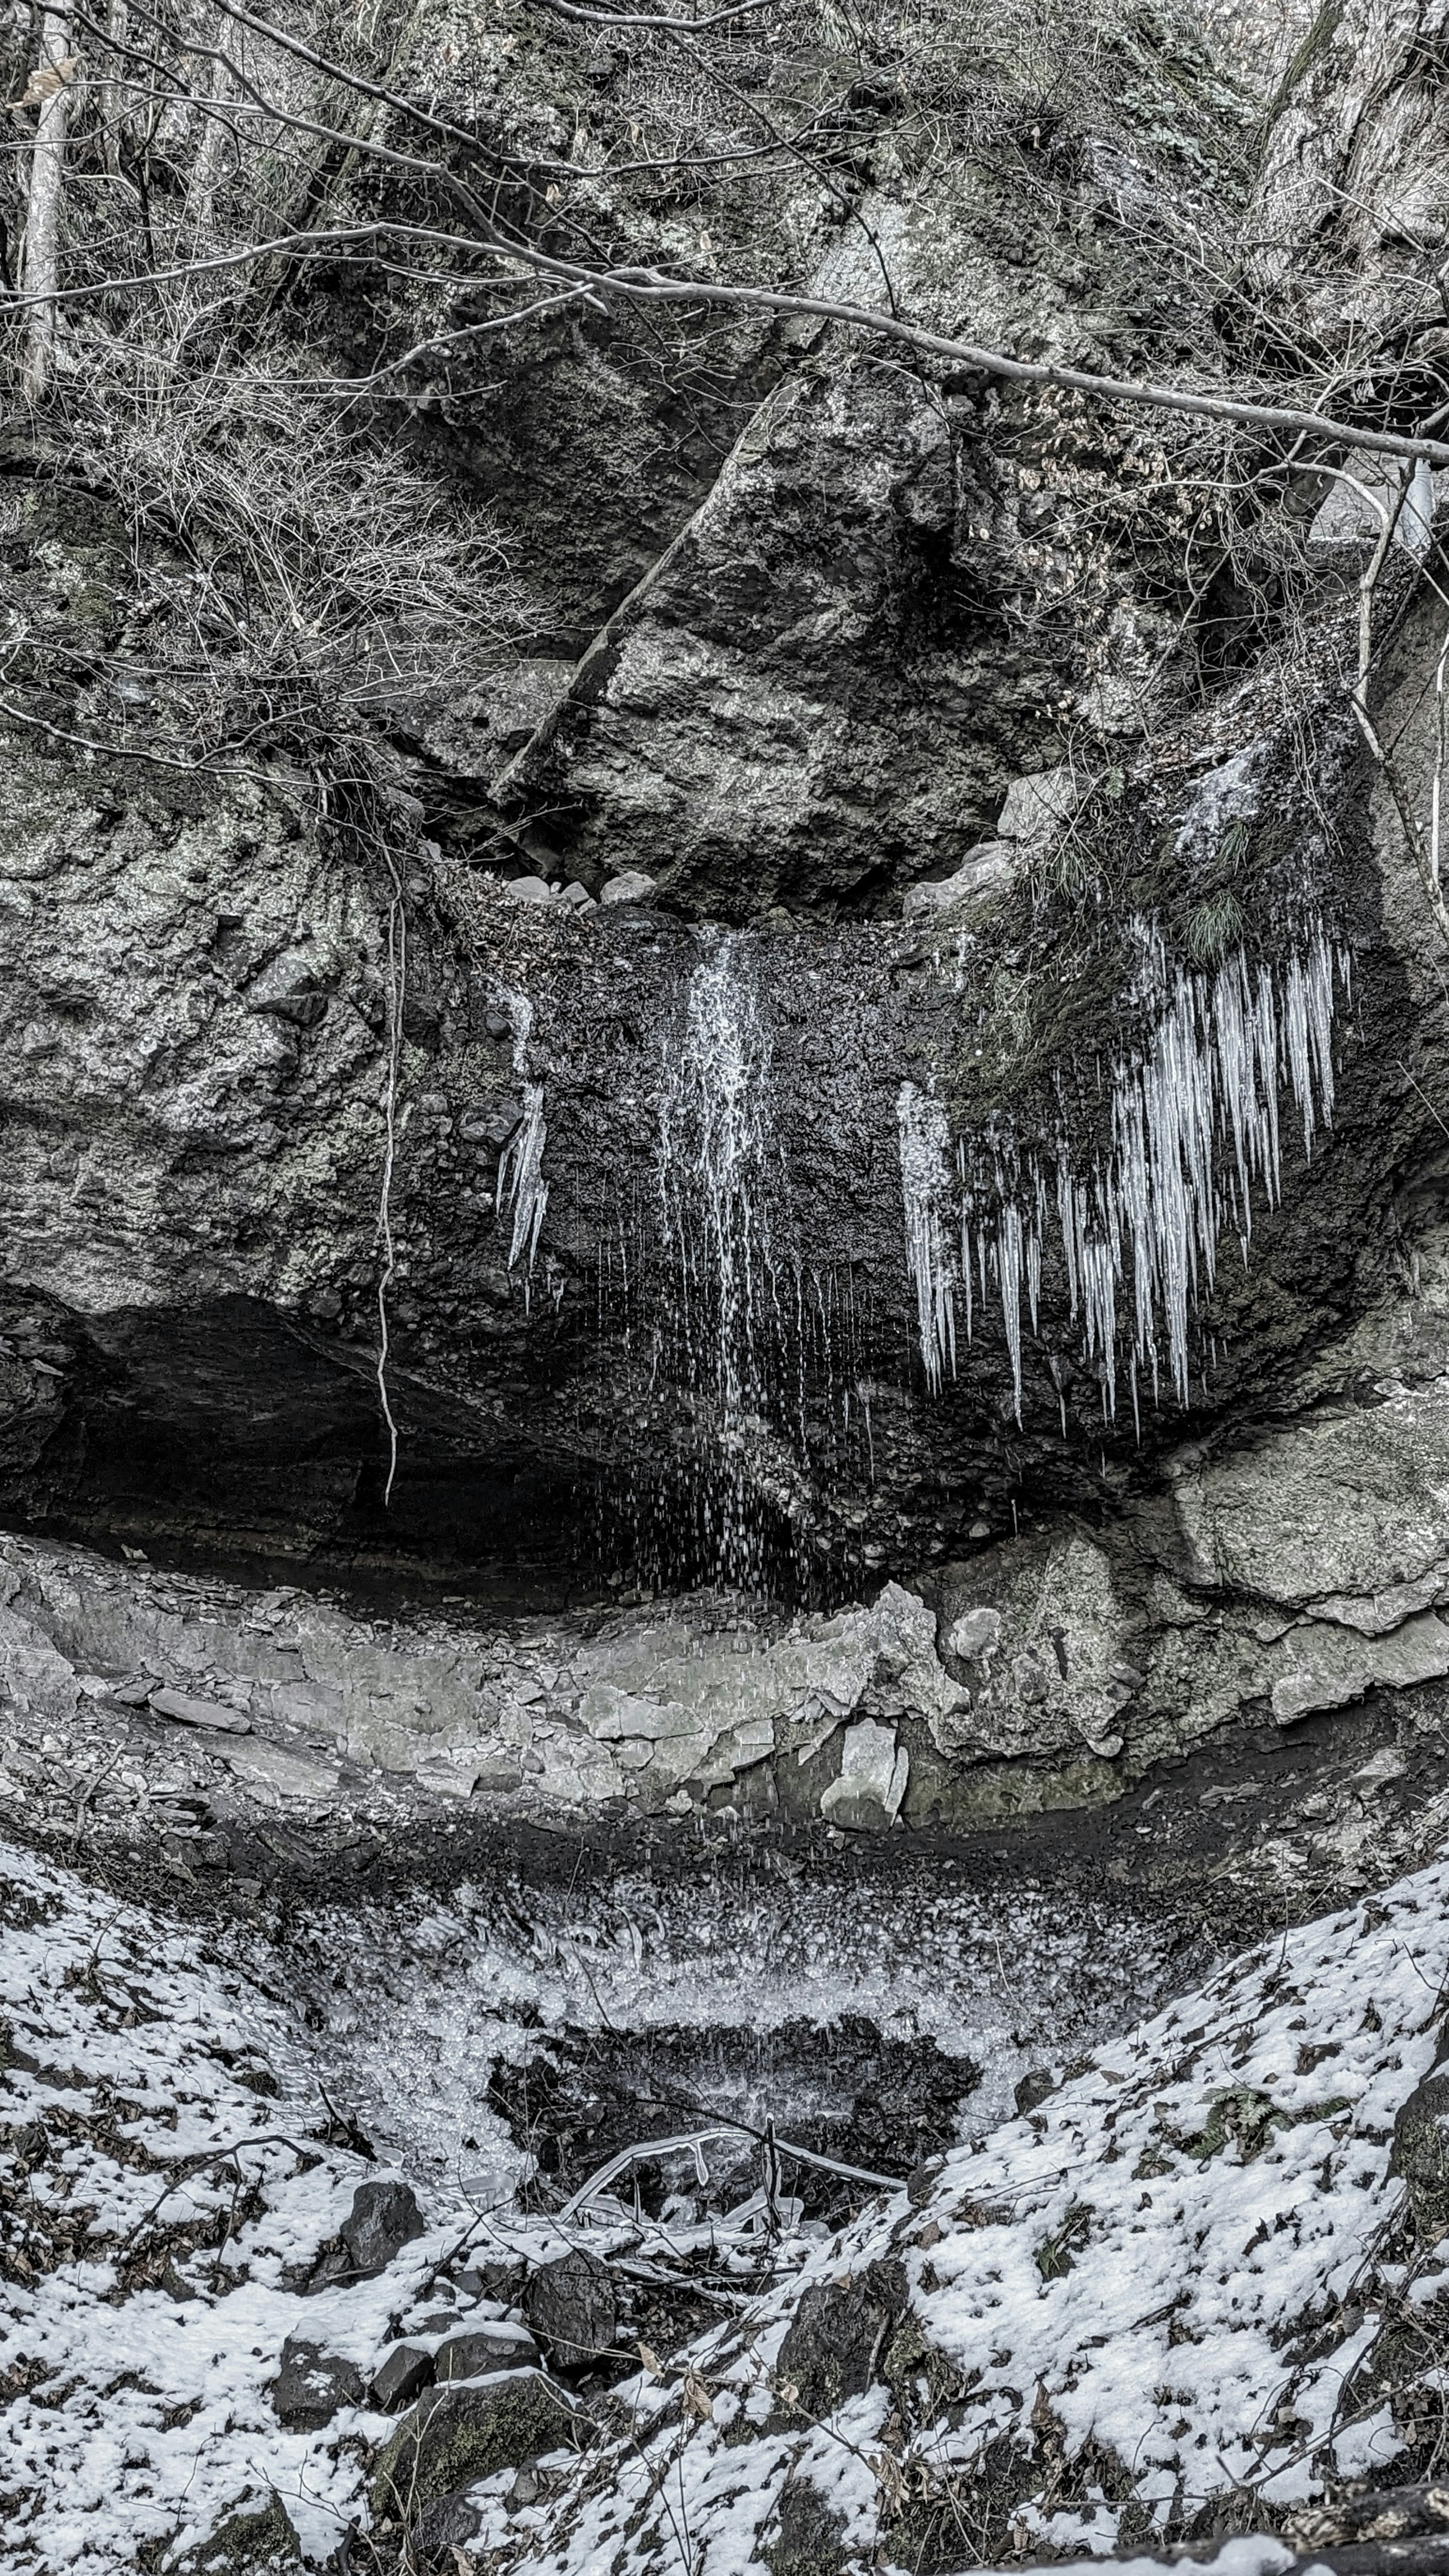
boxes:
[16,57,77,107]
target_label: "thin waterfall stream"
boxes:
[628,930,872,1594]
[654,933,781,1587]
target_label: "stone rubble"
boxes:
[9,1461,1449,1867]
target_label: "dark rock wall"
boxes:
[0,0,1445,1663]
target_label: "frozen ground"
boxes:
[3,1828,1447,2574]
[485,1861,1449,2576]
[280,1853,1212,2192]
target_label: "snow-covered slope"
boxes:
[0,1841,471,2571]
[483,1866,1449,2576]
[3,1835,1447,2575]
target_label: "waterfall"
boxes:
[654,934,783,1586]
[658,935,776,1437]
[592,932,876,1593]
[901,919,1349,1423]
[493,989,549,1293]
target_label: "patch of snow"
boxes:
[480,1857,1449,2574]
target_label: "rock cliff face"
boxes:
[13,15,1449,2576]
[0,0,1447,1843]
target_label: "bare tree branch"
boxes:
[530,0,781,26]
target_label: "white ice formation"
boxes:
[898,1081,958,1396]
[497,1081,549,1273]
[900,918,1348,1426]
[492,987,549,1284]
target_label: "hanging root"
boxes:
[316,744,408,1507]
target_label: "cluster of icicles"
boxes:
[898,920,1349,1428]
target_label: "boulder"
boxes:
[369,2341,434,2412]
[1392,2072,1449,2241]
[1271,1612,1449,1725]
[599,868,657,906]
[0,1601,80,1724]
[408,2487,485,2558]
[819,1719,909,1830]
[340,2176,425,2278]
[270,2338,365,2429]
[775,2259,908,2419]
[503,875,555,904]
[435,2321,538,2378]
[371,2369,580,2518]
[931,1533,1129,1763]
[524,2250,618,2370]
[943,1606,1003,1664]
[997,764,1085,846]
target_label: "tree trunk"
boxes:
[101,0,127,179]
[20,9,74,401]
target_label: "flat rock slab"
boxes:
[218,1736,341,1803]
[147,1685,251,1734]
[820,1716,909,1830]
[435,2321,538,2378]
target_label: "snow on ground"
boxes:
[4,1831,1447,2576]
[0,1839,477,2572]
[485,1860,1449,2576]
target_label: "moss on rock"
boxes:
[371,2369,581,2519]
[171,2493,299,2574]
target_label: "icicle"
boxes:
[487,986,550,1290]
[897,1081,957,1393]
[998,1201,1024,1424]
[938,917,1348,1427]
[497,1082,549,1276]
